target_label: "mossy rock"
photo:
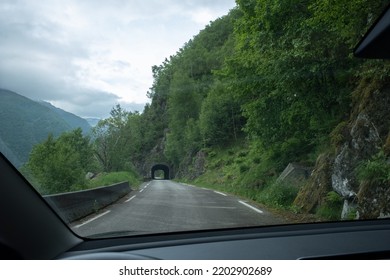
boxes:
[357,180,390,219]
[384,133,390,156]
[293,153,334,213]
[352,79,390,140]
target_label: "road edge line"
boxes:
[74,210,111,228]
[214,191,227,196]
[238,200,264,214]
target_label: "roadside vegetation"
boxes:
[86,171,141,190]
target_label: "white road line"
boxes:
[74,210,111,228]
[201,206,236,209]
[239,200,264,214]
[214,191,227,196]
[139,188,144,193]
[125,195,136,203]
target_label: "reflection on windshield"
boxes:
[0,0,389,238]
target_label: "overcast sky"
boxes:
[0,0,236,118]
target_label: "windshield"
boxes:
[0,0,389,239]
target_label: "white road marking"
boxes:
[239,200,264,214]
[74,210,111,228]
[201,206,236,209]
[125,195,136,203]
[139,188,144,193]
[214,191,227,196]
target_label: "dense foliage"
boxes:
[144,0,388,175]
[25,128,93,194]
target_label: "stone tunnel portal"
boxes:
[151,164,170,180]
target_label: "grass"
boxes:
[187,142,302,213]
[357,150,390,184]
[315,191,343,220]
[183,141,341,223]
[86,171,141,190]
[256,182,300,209]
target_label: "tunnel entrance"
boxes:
[151,164,170,180]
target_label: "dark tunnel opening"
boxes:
[151,164,170,180]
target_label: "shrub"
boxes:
[257,182,299,208]
[239,164,250,173]
[357,150,390,184]
[316,191,343,220]
[208,151,217,158]
[330,121,348,147]
[87,171,140,189]
[238,151,248,157]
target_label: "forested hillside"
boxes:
[0,89,91,166]
[39,101,91,134]
[121,0,389,220]
[22,0,390,220]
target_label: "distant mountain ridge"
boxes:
[0,89,91,167]
[39,101,91,133]
[84,117,101,127]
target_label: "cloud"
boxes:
[0,0,235,118]
[49,89,145,118]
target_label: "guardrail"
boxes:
[44,182,132,223]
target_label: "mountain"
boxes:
[0,136,22,167]
[39,101,91,133]
[0,89,90,167]
[84,117,101,127]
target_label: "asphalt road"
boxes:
[72,180,284,237]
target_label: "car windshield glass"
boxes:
[0,0,389,239]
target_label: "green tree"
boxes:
[199,80,243,146]
[222,0,381,168]
[159,15,236,169]
[92,104,131,172]
[92,105,147,172]
[26,129,93,194]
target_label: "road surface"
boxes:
[72,180,284,237]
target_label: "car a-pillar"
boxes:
[151,164,171,180]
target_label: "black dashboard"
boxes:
[59,220,390,260]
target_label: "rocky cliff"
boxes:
[295,78,390,219]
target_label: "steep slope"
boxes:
[294,79,390,219]
[0,89,76,166]
[84,117,101,127]
[0,136,22,167]
[39,101,91,133]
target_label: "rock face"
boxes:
[294,154,333,213]
[336,81,390,219]
[332,113,383,218]
[174,150,207,180]
[139,134,170,178]
[188,150,207,180]
[295,80,390,219]
[277,163,312,187]
[357,180,390,219]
